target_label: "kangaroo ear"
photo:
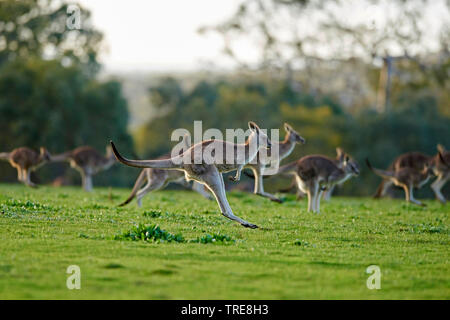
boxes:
[437,144,446,154]
[284,123,292,132]
[439,151,449,167]
[248,121,260,132]
[336,147,345,161]
[183,133,191,147]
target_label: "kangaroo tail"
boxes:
[277,161,297,175]
[0,152,10,161]
[50,151,72,162]
[111,141,179,169]
[279,177,297,193]
[373,180,387,198]
[366,158,395,180]
[119,169,147,207]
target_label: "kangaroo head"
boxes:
[343,154,360,176]
[248,121,271,150]
[40,147,51,162]
[284,123,305,144]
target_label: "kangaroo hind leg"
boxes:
[201,167,258,228]
[136,177,166,207]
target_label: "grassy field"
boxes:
[0,183,448,299]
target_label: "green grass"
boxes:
[0,183,448,299]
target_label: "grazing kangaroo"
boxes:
[52,145,116,191]
[111,121,271,228]
[119,134,212,207]
[373,145,449,203]
[277,154,359,213]
[244,123,305,203]
[0,147,51,187]
[366,156,439,206]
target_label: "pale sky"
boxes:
[78,0,245,72]
[77,0,448,73]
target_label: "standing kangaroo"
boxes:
[111,122,271,228]
[243,123,305,203]
[277,154,359,213]
[0,147,51,187]
[373,145,449,203]
[119,134,212,207]
[366,156,438,206]
[52,145,116,191]
[280,148,356,201]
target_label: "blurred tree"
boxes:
[200,0,450,112]
[0,0,103,73]
[0,1,134,186]
[0,57,135,186]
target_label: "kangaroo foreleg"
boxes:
[323,185,335,201]
[229,165,243,182]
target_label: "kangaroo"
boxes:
[366,156,439,206]
[322,148,358,201]
[277,154,359,213]
[243,123,305,202]
[373,145,449,203]
[52,145,116,191]
[0,147,51,187]
[119,134,212,207]
[431,145,450,203]
[111,121,271,228]
[280,148,356,202]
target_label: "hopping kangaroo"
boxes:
[111,122,271,228]
[373,145,450,203]
[119,134,212,207]
[244,123,305,203]
[52,145,116,191]
[0,147,51,187]
[278,154,359,213]
[366,156,439,206]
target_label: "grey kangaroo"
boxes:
[0,147,51,187]
[277,154,359,213]
[111,122,271,228]
[244,123,305,203]
[51,145,116,191]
